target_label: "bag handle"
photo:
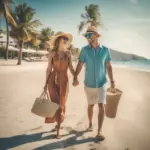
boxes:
[41,54,54,101]
[40,91,48,99]
[107,87,117,93]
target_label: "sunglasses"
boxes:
[62,36,69,41]
[84,33,94,38]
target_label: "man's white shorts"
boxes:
[84,85,106,105]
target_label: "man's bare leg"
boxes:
[87,104,94,130]
[97,103,105,140]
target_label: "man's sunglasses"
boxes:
[84,33,94,38]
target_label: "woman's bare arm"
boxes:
[67,51,75,76]
[45,52,53,85]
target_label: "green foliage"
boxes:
[8,3,41,64]
[78,4,102,33]
[39,27,54,50]
[9,3,41,42]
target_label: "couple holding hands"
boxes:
[43,26,115,139]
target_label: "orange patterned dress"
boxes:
[45,51,73,123]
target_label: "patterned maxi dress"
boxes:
[45,51,73,123]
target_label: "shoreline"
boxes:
[1,60,150,75]
[112,63,150,73]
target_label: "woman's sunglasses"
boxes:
[84,33,93,39]
[62,37,69,41]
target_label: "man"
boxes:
[73,26,115,140]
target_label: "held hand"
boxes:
[72,78,79,86]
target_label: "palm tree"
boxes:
[0,0,16,60]
[39,27,54,50]
[78,4,102,33]
[9,3,41,65]
[24,38,40,50]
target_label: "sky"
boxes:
[4,0,150,58]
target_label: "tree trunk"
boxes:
[17,41,23,65]
[3,3,9,60]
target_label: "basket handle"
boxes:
[107,87,117,93]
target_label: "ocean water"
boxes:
[111,60,150,72]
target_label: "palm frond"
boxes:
[79,4,102,30]
[5,6,16,26]
[28,20,42,28]
[78,21,88,33]
[81,13,90,20]
[27,28,39,37]
[85,4,101,22]
[0,0,16,26]
[22,27,31,41]
[10,2,40,44]
[39,27,55,42]
[14,3,35,23]
[31,38,40,46]
[91,21,101,27]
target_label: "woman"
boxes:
[44,32,75,139]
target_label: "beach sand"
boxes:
[0,60,150,150]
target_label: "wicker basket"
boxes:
[105,88,122,118]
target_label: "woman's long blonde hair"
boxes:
[51,36,62,52]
